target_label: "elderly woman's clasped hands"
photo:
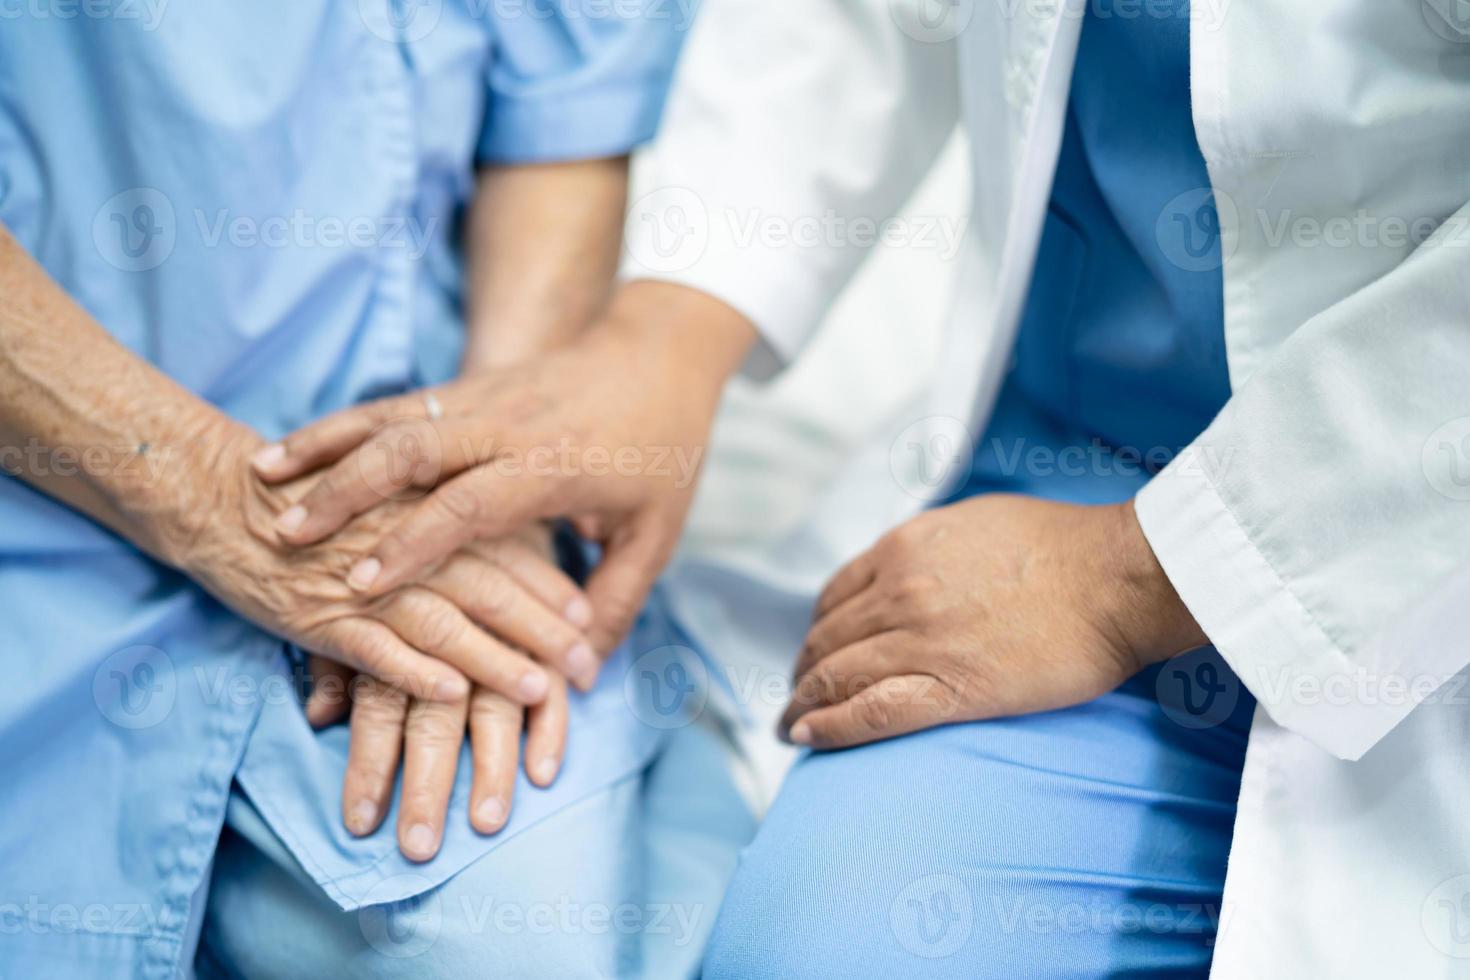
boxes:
[182,284,753,862]
[168,417,587,860]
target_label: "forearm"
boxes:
[460,158,632,372]
[593,279,759,417]
[0,224,245,565]
[458,158,757,408]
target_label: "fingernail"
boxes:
[251,443,286,472]
[532,756,559,785]
[347,557,381,591]
[566,643,596,679]
[404,823,437,860]
[274,505,307,536]
[475,797,507,830]
[789,722,812,745]
[518,670,549,703]
[347,800,377,836]
[435,676,470,701]
[564,596,594,629]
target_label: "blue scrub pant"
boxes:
[704,654,1251,978]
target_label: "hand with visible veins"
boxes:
[253,281,757,685]
[305,527,575,863]
[780,494,1208,750]
[182,428,596,707]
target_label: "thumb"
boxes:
[305,656,355,727]
[583,513,677,658]
[253,393,420,483]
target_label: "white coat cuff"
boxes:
[620,231,835,382]
[1136,456,1426,762]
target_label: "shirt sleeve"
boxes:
[620,0,960,377]
[477,0,689,164]
[1134,200,1470,762]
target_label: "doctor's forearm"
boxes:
[459,157,632,373]
[0,224,247,565]
[460,161,759,390]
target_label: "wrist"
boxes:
[1106,499,1209,670]
[145,414,272,573]
[459,283,611,374]
[597,280,757,408]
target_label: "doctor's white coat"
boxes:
[625,0,1470,973]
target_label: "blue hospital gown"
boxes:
[0,5,690,977]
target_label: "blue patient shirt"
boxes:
[0,6,687,977]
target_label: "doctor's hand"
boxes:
[252,282,757,674]
[184,428,594,704]
[779,494,1208,750]
[307,657,568,863]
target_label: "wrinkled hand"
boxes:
[303,521,576,860]
[780,494,1206,750]
[250,283,753,674]
[308,657,568,862]
[182,426,595,703]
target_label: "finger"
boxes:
[467,687,523,834]
[794,586,887,679]
[353,465,553,598]
[275,415,467,546]
[432,552,597,690]
[487,536,595,631]
[379,588,551,706]
[321,618,470,703]
[341,678,410,837]
[814,549,878,619]
[251,395,417,483]
[569,514,605,542]
[397,697,471,862]
[581,513,672,662]
[788,674,952,751]
[523,673,569,788]
[781,636,899,738]
[305,656,354,727]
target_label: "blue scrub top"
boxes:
[0,7,687,977]
[952,2,1254,733]
[956,0,1230,504]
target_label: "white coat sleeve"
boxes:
[621,0,960,376]
[1135,205,1470,761]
